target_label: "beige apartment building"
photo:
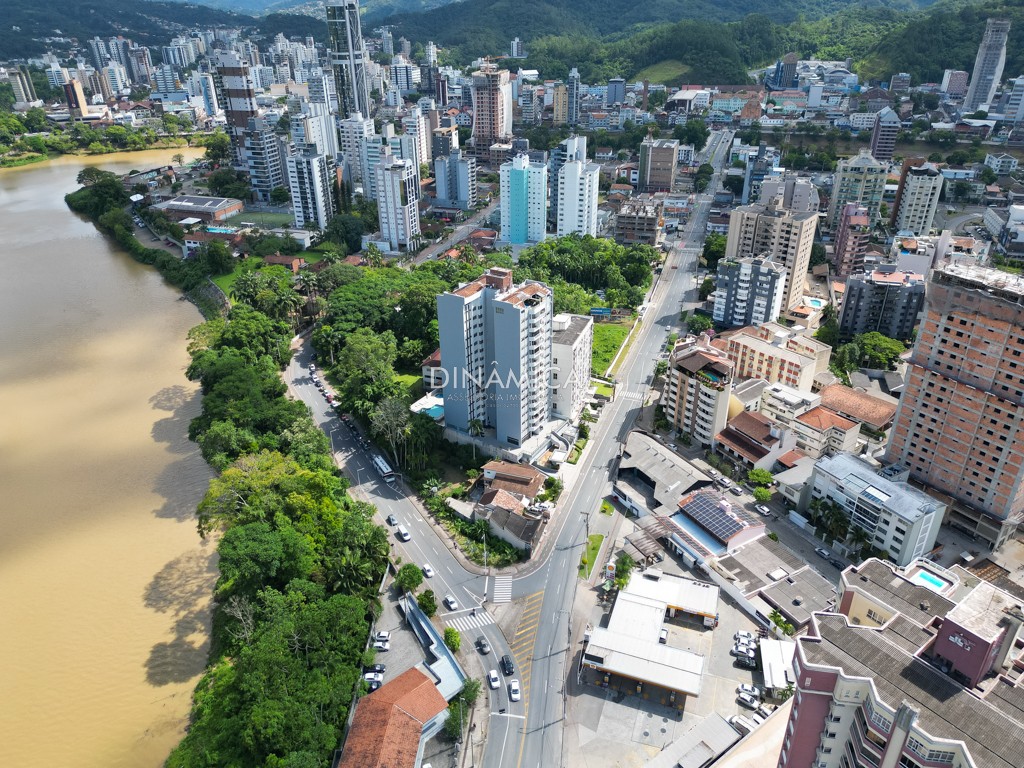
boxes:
[712,322,830,390]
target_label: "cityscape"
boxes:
[7,3,1024,768]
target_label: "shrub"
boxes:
[443,627,461,652]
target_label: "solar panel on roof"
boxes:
[683,492,744,542]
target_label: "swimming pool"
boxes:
[804,297,826,309]
[908,568,952,593]
[206,226,237,234]
[425,404,445,420]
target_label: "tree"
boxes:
[979,165,998,185]
[654,359,669,378]
[468,418,485,462]
[701,233,726,269]
[371,397,412,467]
[698,276,715,300]
[443,627,461,652]
[856,332,905,370]
[197,240,234,275]
[747,468,773,487]
[270,186,291,205]
[753,487,773,504]
[461,678,482,706]
[172,152,185,167]
[417,589,437,616]
[686,314,713,334]
[809,243,828,268]
[203,131,232,165]
[323,213,365,254]
[769,609,795,636]
[394,563,424,593]
[335,328,401,417]
[364,243,386,268]
[672,119,710,151]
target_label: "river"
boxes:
[0,149,215,767]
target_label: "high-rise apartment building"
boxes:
[154,63,180,94]
[389,55,419,94]
[326,0,371,118]
[963,18,1011,112]
[376,157,421,251]
[869,106,900,162]
[832,203,871,278]
[548,135,585,225]
[826,150,888,230]
[567,67,581,126]
[509,38,525,59]
[401,105,430,168]
[638,137,679,193]
[339,111,374,181]
[359,131,391,200]
[423,41,437,67]
[780,558,1024,768]
[433,148,477,210]
[287,147,336,230]
[713,323,830,390]
[381,29,394,56]
[500,154,548,244]
[1003,74,1024,123]
[10,65,37,104]
[838,268,925,341]
[437,268,553,448]
[520,84,544,125]
[432,123,459,159]
[724,202,818,311]
[242,116,288,202]
[758,176,820,213]
[63,80,88,118]
[551,313,593,421]
[555,154,600,237]
[290,102,338,159]
[886,263,1024,548]
[606,77,625,107]
[892,161,943,235]
[551,84,568,125]
[712,256,787,328]
[941,68,969,97]
[213,51,259,166]
[662,335,734,446]
[470,63,513,153]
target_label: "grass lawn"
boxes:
[223,211,296,228]
[592,321,631,376]
[211,256,264,298]
[600,500,614,516]
[608,320,642,377]
[634,59,691,86]
[579,534,605,579]
[593,381,614,398]
[395,372,424,404]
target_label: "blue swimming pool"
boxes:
[206,226,237,234]
[805,297,826,308]
[909,568,951,593]
[425,404,445,420]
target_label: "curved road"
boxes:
[285,129,733,767]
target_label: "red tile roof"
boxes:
[819,384,896,430]
[337,668,448,768]
[777,449,807,468]
[796,406,857,432]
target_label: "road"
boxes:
[285,129,733,767]
[415,198,500,264]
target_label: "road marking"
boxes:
[445,610,496,633]
[490,711,525,720]
[492,575,512,603]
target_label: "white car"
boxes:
[815,547,831,559]
[444,594,458,610]
[372,639,390,652]
[375,631,391,643]
[363,672,383,684]
[738,684,762,698]
[731,645,756,658]
[755,504,771,516]
[488,669,500,689]
[509,679,521,702]
[734,631,756,643]
[737,692,759,709]
[422,563,435,578]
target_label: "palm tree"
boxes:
[848,526,871,560]
[468,418,484,461]
[822,502,849,547]
[364,243,385,268]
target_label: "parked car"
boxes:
[366,680,382,692]
[815,547,831,559]
[755,504,771,516]
[364,664,386,674]
[738,684,762,698]
[830,557,845,569]
[729,486,743,496]
[375,631,391,643]
[422,563,435,578]
[372,639,390,652]
[716,477,732,487]
[488,669,500,689]
[737,692,759,709]
[731,645,756,658]
[501,654,514,676]
[734,631,756,643]
[443,594,458,610]
[509,679,521,702]
[476,636,491,654]
[363,672,384,684]
[734,656,757,669]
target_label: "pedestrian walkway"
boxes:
[492,575,513,603]
[445,609,496,633]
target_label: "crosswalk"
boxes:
[445,609,496,633]
[492,575,513,603]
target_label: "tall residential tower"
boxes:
[326,0,371,117]
[963,18,1011,112]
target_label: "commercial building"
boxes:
[712,323,831,391]
[287,147,336,230]
[713,256,787,329]
[724,203,818,311]
[868,107,900,162]
[662,335,734,446]
[614,198,664,246]
[891,161,943,235]
[638,137,679,192]
[832,203,871,278]
[810,454,943,565]
[555,149,601,237]
[759,383,860,459]
[152,195,244,223]
[780,557,1024,768]
[326,0,371,118]
[606,77,626,107]
[433,147,477,210]
[885,262,1024,549]
[499,153,548,244]
[436,268,553,448]
[826,150,888,230]
[470,63,513,154]
[376,157,421,251]
[550,313,593,421]
[963,18,1011,112]
[838,268,925,341]
[613,430,716,517]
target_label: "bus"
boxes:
[371,454,396,484]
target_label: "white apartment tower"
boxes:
[892,162,943,235]
[500,154,548,244]
[287,147,337,230]
[551,313,594,421]
[434,148,477,210]
[437,268,553,448]
[555,154,600,237]
[401,105,431,168]
[375,157,421,251]
[339,111,374,182]
[964,18,1011,112]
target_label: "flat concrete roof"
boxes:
[759,638,796,691]
[585,626,704,697]
[642,712,741,768]
[625,570,720,618]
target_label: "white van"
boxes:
[397,525,411,542]
[728,715,758,735]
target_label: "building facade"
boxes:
[838,268,925,341]
[868,107,900,162]
[832,203,871,279]
[892,162,943,235]
[567,67,581,126]
[963,17,1011,112]
[614,198,664,246]
[885,263,1024,549]
[551,313,594,421]
[242,116,288,202]
[714,323,830,390]
[663,335,735,446]
[338,111,374,182]
[376,157,421,251]
[326,0,371,118]
[712,256,787,329]
[500,154,548,244]
[555,154,600,237]
[638,137,679,193]
[827,150,887,230]
[287,147,336,230]
[433,147,477,210]
[759,384,859,459]
[213,51,258,166]
[724,202,818,311]
[470,63,513,153]
[437,268,553,448]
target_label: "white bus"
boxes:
[371,454,396,484]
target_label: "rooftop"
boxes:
[842,559,956,626]
[481,460,546,500]
[551,313,593,346]
[617,431,714,514]
[818,384,897,430]
[946,580,1024,642]
[154,194,241,211]
[795,405,857,432]
[816,453,945,523]
[678,491,762,545]
[934,261,1024,300]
